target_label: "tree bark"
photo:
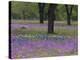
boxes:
[65,5,73,25]
[22,10,25,20]
[38,3,45,24]
[48,4,57,33]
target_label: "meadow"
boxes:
[11,20,78,58]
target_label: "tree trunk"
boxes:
[67,14,71,25]
[48,4,57,33]
[22,10,25,20]
[38,3,45,24]
[65,5,73,25]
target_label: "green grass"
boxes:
[55,28,77,36]
[11,28,46,36]
[11,27,77,36]
[11,20,77,36]
[11,20,47,24]
[11,20,78,25]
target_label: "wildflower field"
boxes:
[11,20,78,59]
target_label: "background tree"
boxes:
[48,4,57,33]
[11,1,39,20]
[11,1,77,22]
[65,5,73,25]
[38,3,45,23]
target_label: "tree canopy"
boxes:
[11,1,78,21]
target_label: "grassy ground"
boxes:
[11,20,77,36]
[11,27,77,36]
[11,20,78,25]
[11,20,78,58]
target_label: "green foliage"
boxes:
[72,6,78,20]
[11,1,39,20]
[56,5,66,20]
[11,1,78,21]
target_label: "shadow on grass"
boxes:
[47,32,57,35]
